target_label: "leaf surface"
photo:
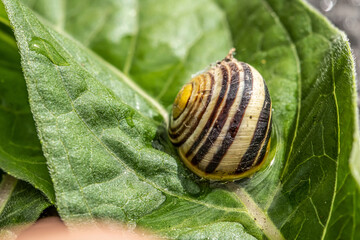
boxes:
[0,4,54,202]
[3,0,360,239]
[0,174,50,229]
[21,0,233,107]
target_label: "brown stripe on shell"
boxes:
[173,88,192,121]
[191,62,239,166]
[253,85,272,167]
[235,79,272,174]
[169,77,201,132]
[169,73,212,132]
[185,64,230,159]
[168,49,273,181]
[169,73,214,146]
[205,62,253,173]
[255,118,272,167]
[171,81,199,125]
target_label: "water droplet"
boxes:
[29,37,69,66]
[320,0,337,12]
[125,111,135,128]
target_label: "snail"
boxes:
[168,49,272,181]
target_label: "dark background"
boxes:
[307,0,360,107]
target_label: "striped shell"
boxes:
[168,50,272,181]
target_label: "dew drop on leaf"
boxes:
[125,110,135,128]
[29,37,69,66]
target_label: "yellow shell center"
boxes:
[172,83,192,119]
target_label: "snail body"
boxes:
[168,50,272,181]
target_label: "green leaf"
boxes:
[21,0,233,107]
[0,1,9,26]
[0,9,55,202]
[3,0,360,239]
[243,2,360,239]
[0,174,50,229]
[4,0,177,221]
[19,0,63,27]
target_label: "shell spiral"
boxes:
[168,51,272,181]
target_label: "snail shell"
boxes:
[168,49,272,181]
